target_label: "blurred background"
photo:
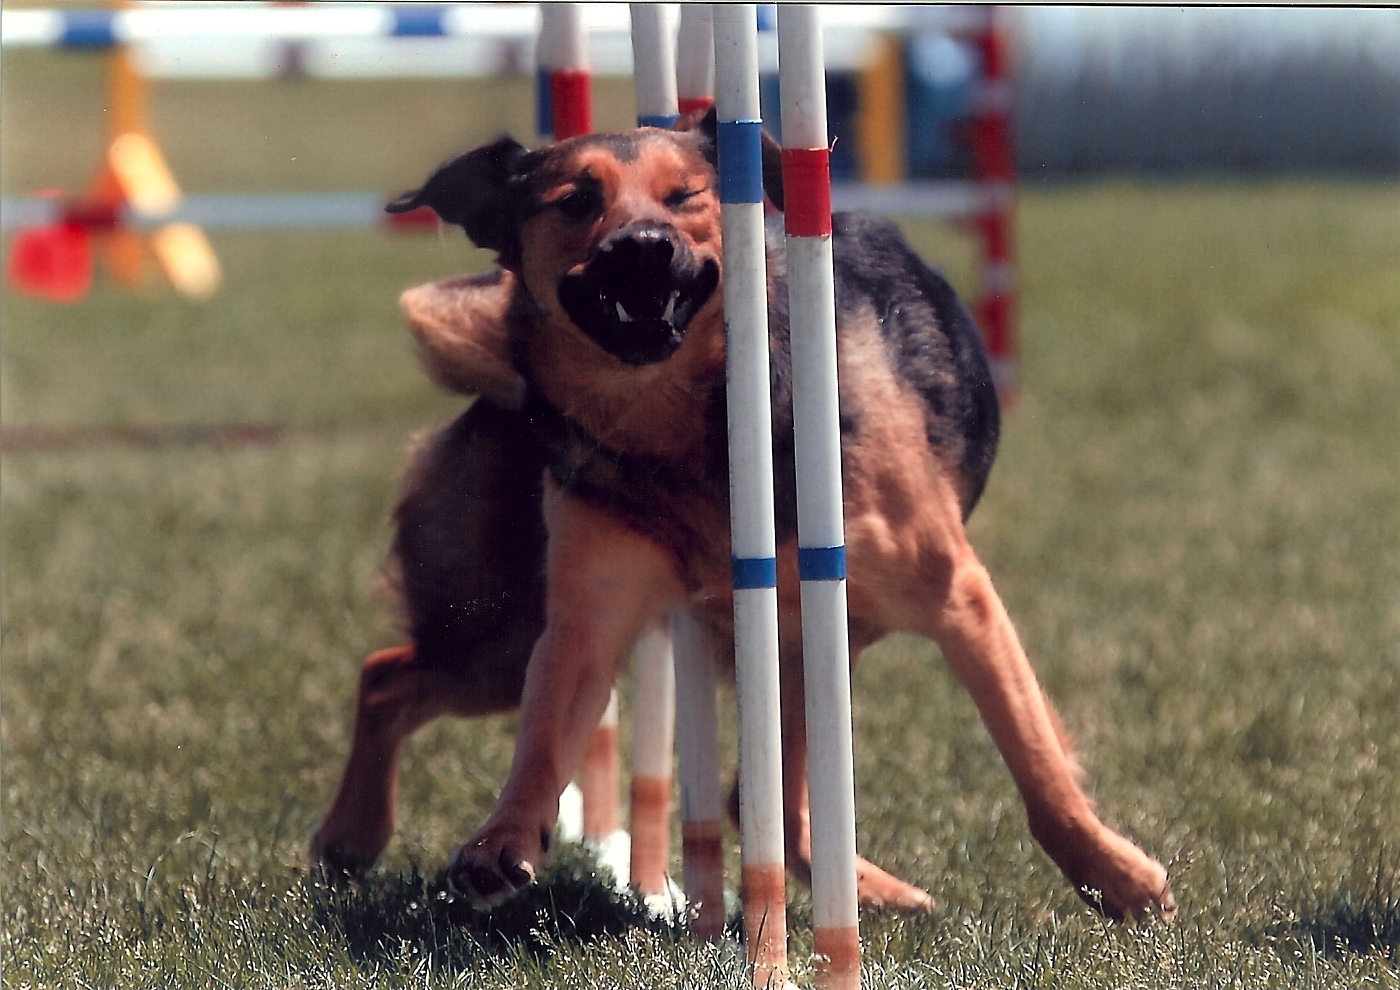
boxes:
[3,5,1398,987]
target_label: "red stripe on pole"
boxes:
[780,147,832,238]
[385,204,438,230]
[978,293,1013,361]
[550,69,592,139]
[979,210,1012,262]
[678,95,715,117]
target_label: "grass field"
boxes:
[4,52,1400,988]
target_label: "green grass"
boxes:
[4,51,1400,988]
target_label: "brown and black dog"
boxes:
[309,118,1175,921]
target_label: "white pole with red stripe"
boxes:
[777,7,861,988]
[539,3,591,141]
[714,5,787,986]
[676,4,715,118]
[968,6,1017,403]
[540,0,627,878]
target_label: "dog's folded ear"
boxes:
[684,106,785,212]
[386,137,528,257]
[400,270,526,409]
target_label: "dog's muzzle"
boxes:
[557,224,720,366]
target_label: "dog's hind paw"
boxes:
[1068,836,1176,922]
[855,856,936,913]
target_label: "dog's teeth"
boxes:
[615,301,633,323]
[662,291,677,323]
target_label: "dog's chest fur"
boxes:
[515,212,1000,598]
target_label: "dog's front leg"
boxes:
[448,479,685,907]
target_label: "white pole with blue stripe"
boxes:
[778,9,861,987]
[714,6,787,986]
[624,4,682,906]
[629,4,679,129]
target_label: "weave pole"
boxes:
[969,7,1018,403]
[540,3,626,869]
[540,3,591,140]
[776,10,861,987]
[675,4,715,117]
[714,6,788,986]
[624,3,681,908]
[627,624,675,900]
[673,609,726,939]
[630,4,679,129]
[635,0,729,938]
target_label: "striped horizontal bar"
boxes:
[781,147,833,238]
[5,5,945,51]
[797,545,847,582]
[390,5,447,37]
[1,183,1006,234]
[716,120,764,205]
[732,556,778,591]
[638,113,681,130]
[2,193,387,231]
[60,10,116,48]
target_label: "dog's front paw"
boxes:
[447,821,552,909]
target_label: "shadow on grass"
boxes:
[1289,875,1400,962]
[310,845,675,970]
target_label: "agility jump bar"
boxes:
[1,5,548,48]
[2,184,997,235]
[0,193,429,232]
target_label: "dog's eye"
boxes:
[664,188,702,210]
[555,188,602,221]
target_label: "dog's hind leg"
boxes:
[310,643,520,876]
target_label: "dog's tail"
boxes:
[399,270,526,409]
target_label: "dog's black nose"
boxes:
[605,228,674,277]
[595,227,678,320]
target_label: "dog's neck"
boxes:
[513,294,726,462]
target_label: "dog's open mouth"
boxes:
[557,226,720,366]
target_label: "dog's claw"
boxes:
[499,850,535,888]
[1156,882,1178,919]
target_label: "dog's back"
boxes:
[767,212,1000,521]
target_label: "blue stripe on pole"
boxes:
[717,120,764,204]
[798,545,847,582]
[638,113,682,129]
[732,556,778,590]
[60,10,117,48]
[536,66,553,139]
[391,5,447,37]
